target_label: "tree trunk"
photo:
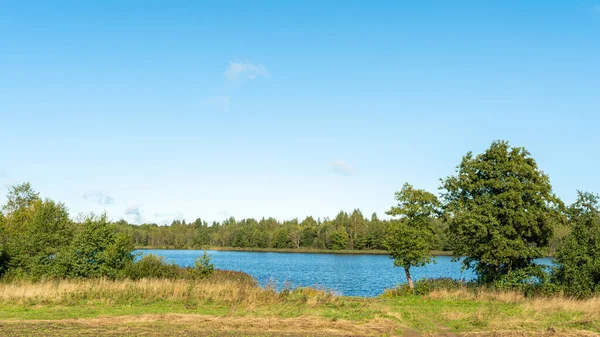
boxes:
[404,267,414,290]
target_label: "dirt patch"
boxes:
[0,314,396,337]
[0,315,597,337]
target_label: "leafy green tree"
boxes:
[367,213,385,249]
[349,209,367,250]
[554,191,600,298]
[300,216,318,247]
[441,140,562,283]
[1,184,41,259]
[0,184,73,278]
[272,227,291,248]
[2,182,40,215]
[384,183,440,290]
[330,228,349,250]
[59,213,134,279]
[16,199,72,278]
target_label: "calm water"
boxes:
[137,249,486,297]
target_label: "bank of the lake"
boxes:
[136,246,453,256]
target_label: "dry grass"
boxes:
[0,274,336,307]
[427,287,600,313]
[1,314,396,336]
[427,288,527,303]
[2,277,600,336]
[426,288,600,334]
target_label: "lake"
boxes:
[138,249,484,297]
[137,250,554,297]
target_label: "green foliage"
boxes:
[385,221,434,268]
[108,208,408,252]
[193,251,214,280]
[0,184,72,279]
[0,248,9,278]
[441,140,562,284]
[1,182,40,215]
[120,254,183,280]
[330,228,348,250]
[554,191,600,298]
[384,183,439,289]
[383,276,562,298]
[0,212,9,277]
[0,184,137,281]
[490,266,562,297]
[56,213,134,279]
[383,278,469,296]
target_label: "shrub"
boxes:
[490,266,562,297]
[553,191,600,298]
[0,249,10,278]
[192,251,214,280]
[382,276,562,298]
[382,278,471,297]
[58,214,134,279]
[120,254,184,280]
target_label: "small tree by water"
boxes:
[193,251,214,280]
[384,183,440,290]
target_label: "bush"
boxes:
[0,249,10,278]
[490,266,562,297]
[55,214,134,279]
[207,269,258,287]
[120,254,184,280]
[553,192,600,298]
[383,278,471,296]
[192,251,214,280]
[382,276,563,298]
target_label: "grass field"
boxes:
[0,273,598,337]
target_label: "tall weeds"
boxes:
[0,270,337,307]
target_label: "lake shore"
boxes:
[135,246,455,256]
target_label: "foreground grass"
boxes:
[0,275,598,336]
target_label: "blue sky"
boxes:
[1,1,599,224]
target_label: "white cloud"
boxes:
[83,190,115,205]
[125,205,144,224]
[224,61,269,83]
[330,159,354,176]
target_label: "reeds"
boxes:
[0,270,337,307]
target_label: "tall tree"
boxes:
[441,140,562,283]
[384,183,440,290]
[2,182,40,215]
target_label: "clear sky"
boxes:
[1,1,599,224]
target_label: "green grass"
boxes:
[1,279,598,336]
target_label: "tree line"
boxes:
[0,140,599,298]
[114,210,451,252]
